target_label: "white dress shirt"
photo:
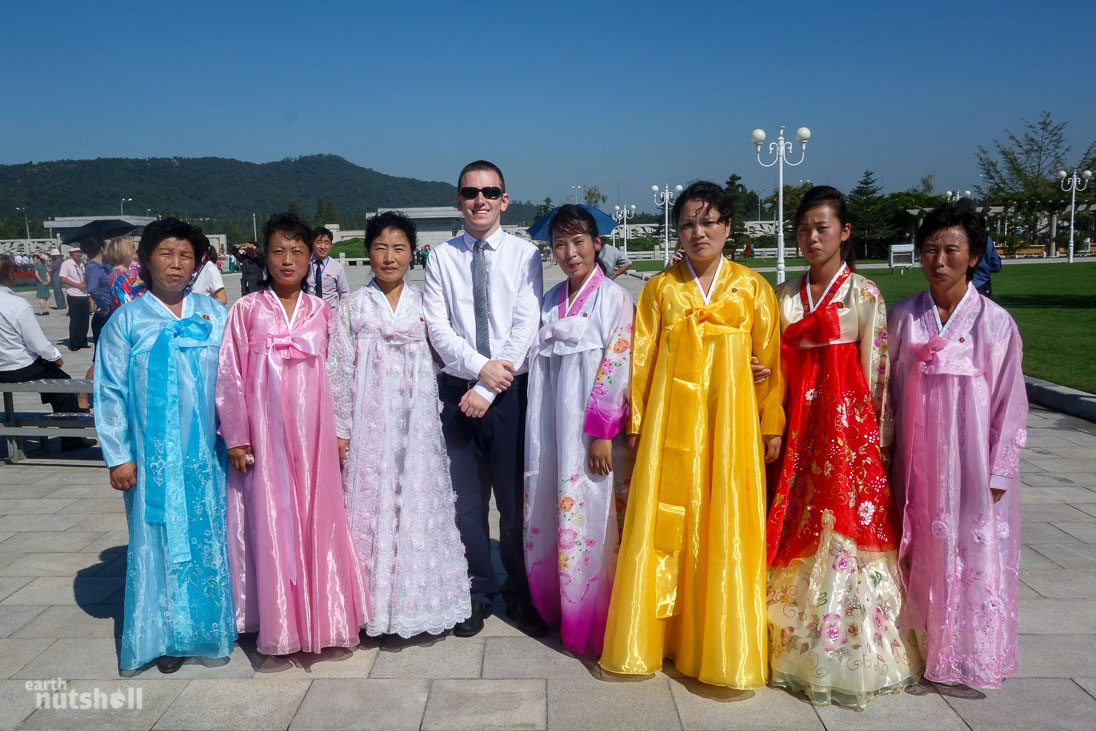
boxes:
[305,255,350,307]
[423,228,543,403]
[0,286,62,370]
[190,260,225,298]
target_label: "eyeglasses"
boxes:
[459,186,504,200]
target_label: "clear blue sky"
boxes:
[4,0,1094,214]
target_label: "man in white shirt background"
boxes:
[306,227,349,307]
[58,247,89,350]
[423,160,546,637]
[0,255,88,449]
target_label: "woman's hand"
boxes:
[588,438,613,476]
[991,488,1005,503]
[626,434,639,455]
[750,356,771,385]
[109,462,137,491]
[762,435,782,463]
[337,438,350,460]
[228,445,254,474]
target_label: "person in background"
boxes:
[33,254,51,316]
[236,241,266,296]
[49,249,66,310]
[190,240,227,304]
[105,237,144,310]
[306,226,349,307]
[84,238,113,344]
[595,240,632,280]
[59,246,89,350]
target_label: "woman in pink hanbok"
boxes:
[523,205,634,655]
[217,212,368,656]
[889,201,1028,688]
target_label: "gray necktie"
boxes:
[473,240,491,357]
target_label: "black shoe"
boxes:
[506,602,549,637]
[156,655,185,674]
[453,600,492,637]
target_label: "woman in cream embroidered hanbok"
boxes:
[765,187,919,708]
[523,205,634,655]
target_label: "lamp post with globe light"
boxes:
[652,184,682,265]
[1058,169,1091,264]
[751,125,810,284]
[945,189,972,202]
[120,197,133,216]
[613,204,637,255]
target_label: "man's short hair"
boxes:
[312,226,334,243]
[458,160,506,192]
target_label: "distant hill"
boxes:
[0,154,540,241]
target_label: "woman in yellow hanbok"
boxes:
[599,182,784,688]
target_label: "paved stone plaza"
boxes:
[0,265,1094,729]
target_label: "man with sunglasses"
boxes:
[423,160,546,638]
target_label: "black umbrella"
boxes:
[61,219,137,244]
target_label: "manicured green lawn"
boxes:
[752,264,1095,394]
[330,237,365,258]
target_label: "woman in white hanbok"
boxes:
[524,205,634,655]
[328,211,471,637]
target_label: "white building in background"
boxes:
[42,215,157,238]
[326,206,467,248]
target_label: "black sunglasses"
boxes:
[459,186,504,200]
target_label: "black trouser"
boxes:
[91,310,110,344]
[976,281,992,299]
[0,358,85,414]
[68,296,90,350]
[52,280,66,309]
[438,373,531,606]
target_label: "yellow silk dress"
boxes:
[599,257,785,689]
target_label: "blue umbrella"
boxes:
[525,205,618,242]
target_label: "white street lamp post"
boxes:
[15,207,31,244]
[1058,169,1092,264]
[613,204,637,255]
[752,125,810,284]
[651,184,682,265]
[945,189,972,202]
[120,197,133,216]
[571,185,583,205]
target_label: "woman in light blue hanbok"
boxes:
[95,218,237,673]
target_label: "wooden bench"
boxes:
[0,379,96,463]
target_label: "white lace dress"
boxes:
[327,281,471,637]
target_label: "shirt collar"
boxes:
[462,227,506,250]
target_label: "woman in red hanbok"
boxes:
[765,186,920,707]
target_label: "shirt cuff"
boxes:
[473,382,497,404]
[466,352,490,381]
[989,473,1016,493]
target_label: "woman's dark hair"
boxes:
[548,204,606,274]
[794,185,856,271]
[914,201,987,281]
[0,254,15,284]
[671,181,734,226]
[79,237,104,258]
[365,211,418,252]
[137,218,208,288]
[261,212,314,291]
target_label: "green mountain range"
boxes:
[0,154,539,241]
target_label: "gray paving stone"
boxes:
[813,682,966,730]
[0,639,53,679]
[483,637,595,679]
[0,531,103,553]
[479,612,533,637]
[422,679,546,731]
[1021,472,1085,488]
[1,576,121,605]
[0,484,67,500]
[1017,634,1096,676]
[18,678,186,730]
[154,677,311,730]
[1020,504,1094,523]
[45,484,110,499]
[0,551,110,577]
[157,644,257,680]
[0,605,45,638]
[1019,545,1061,570]
[1018,598,1096,634]
[0,498,76,515]
[1026,458,1096,474]
[548,676,680,730]
[1029,542,1096,568]
[1074,677,1096,698]
[1057,432,1096,448]
[0,513,87,533]
[12,604,122,639]
[1016,580,1043,599]
[1019,487,1096,504]
[1070,503,1096,519]
[0,678,41,730]
[941,678,1096,730]
[1043,446,1096,459]
[12,638,120,680]
[668,683,821,730]
[0,577,33,603]
[371,635,484,679]
[71,513,128,533]
[254,643,380,678]
[1053,521,1096,543]
[1019,569,1096,598]
[290,678,429,730]
[56,498,126,514]
[1020,522,1081,544]
[80,531,129,556]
